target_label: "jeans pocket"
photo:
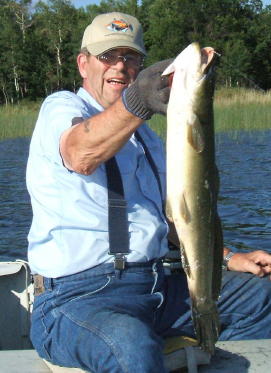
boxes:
[64,274,112,304]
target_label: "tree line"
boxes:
[1,0,271,105]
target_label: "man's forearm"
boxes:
[60,98,143,175]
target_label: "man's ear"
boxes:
[77,53,89,79]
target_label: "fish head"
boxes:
[162,43,217,88]
[162,43,202,81]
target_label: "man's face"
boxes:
[77,48,143,108]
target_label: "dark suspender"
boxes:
[105,157,129,269]
[105,131,164,269]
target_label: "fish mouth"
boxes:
[201,47,217,74]
[167,73,174,88]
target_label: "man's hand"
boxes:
[227,249,271,278]
[122,59,173,120]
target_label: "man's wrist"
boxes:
[122,87,152,120]
[222,251,235,270]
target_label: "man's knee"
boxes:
[84,313,166,372]
[38,311,166,373]
[219,272,271,340]
[80,322,165,373]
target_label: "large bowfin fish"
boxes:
[163,42,223,354]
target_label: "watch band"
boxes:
[222,251,235,270]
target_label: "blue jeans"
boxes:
[31,261,271,373]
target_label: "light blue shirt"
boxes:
[26,88,169,277]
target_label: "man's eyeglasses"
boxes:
[97,51,144,68]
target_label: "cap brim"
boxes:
[86,40,146,56]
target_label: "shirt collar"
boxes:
[77,87,104,112]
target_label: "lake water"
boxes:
[0,131,270,261]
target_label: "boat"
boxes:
[0,259,270,373]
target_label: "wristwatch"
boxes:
[222,251,235,270]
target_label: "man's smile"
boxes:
[106,77,129,88]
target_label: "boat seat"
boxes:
[0,260,33,350]
[43,335,210,373]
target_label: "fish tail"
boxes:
[192,303,220,355]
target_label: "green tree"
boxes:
[0,0,270,103]
[33,0,80,93]
[217,39,251,87]
[245,5,271,89]
[142,0,192,65]
[0,0,34,103]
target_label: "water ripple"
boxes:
[216,130,271,253]
[0,131,270,260]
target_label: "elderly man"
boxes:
[27,12,271,373]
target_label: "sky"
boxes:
[31,0,271,8]
[70,0,99,7]
[69,0,271,8]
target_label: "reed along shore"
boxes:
[149,87,271,139]
[0,88,270,141]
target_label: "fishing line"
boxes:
[213,51,265,92]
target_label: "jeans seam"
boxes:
[151,262,158,294]
[61,311,129,373]
[151,263,164,309]
[41,301,49,335]
[64,275,112,305]
[154,292,164,308]
[40,302,52,361]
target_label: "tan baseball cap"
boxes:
[81,12,146,56]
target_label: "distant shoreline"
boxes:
[1,87,271,141]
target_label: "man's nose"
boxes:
[114,58,127,69]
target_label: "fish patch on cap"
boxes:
[81,12,146,56]
[106,19,133,33]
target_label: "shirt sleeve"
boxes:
[33,91,97,165]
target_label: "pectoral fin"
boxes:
[180,192,191,223]
[187,115,205,153]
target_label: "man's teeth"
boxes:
[108,79,125,84]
